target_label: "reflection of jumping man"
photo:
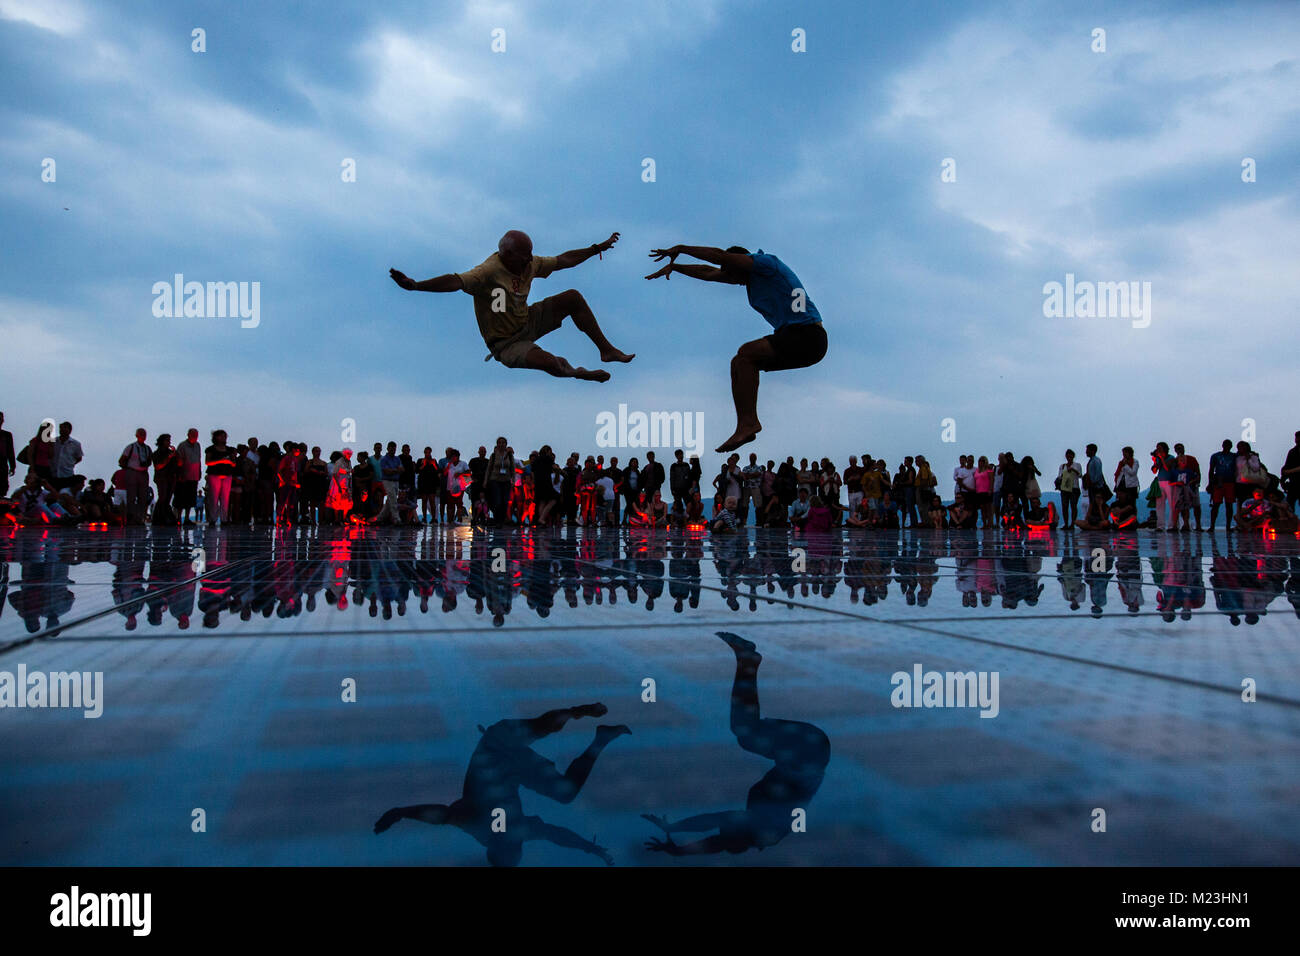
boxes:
[643,632,829,856]
[374,703,630,866]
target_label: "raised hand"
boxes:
[649,246,681,263]
[641,813,672,833]
[389,268,416,290]
[644,264,672,281]
[598,232,621,253]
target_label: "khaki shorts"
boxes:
[489,296,563,368]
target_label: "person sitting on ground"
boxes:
[946,495,975,530]
[648,490,669,528]
[788,487,811,529]
[712,495,740,533]
[845,495,873,528]
[686,489,706,527]
[1000,492,1026,531]
[78,478,113,522]
[1236,488,1273,531]
[876,490,899,529]
[761,491,788,528]
[804,494,833,533]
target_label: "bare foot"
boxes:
[600,349,636,364]
[574,703,608,718]
[715,424,761,453]
[575,368,611,383]
[595,724,632,741]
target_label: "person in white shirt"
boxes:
[444,451,470,523]
[51,422,83,491]
[595,474,615,525]
[954,455,975,504]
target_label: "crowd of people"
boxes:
[2,411,1298,536]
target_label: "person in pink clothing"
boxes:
[974,456,995,528]
[804,495,833,533]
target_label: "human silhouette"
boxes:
[642,632,829,856]
[375,703,630,866]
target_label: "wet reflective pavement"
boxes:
[2,525,1298,866]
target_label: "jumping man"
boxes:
[391,230,635,382]
[646,244,827,452]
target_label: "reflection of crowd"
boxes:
[4,526,1298,636]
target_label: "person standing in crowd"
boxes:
[466,446,488,519]
[973,456,994,528]
[759,459,778,527]
[152,433,177,523]
[25,422,54,483]
[0,411,14,498]
[326,449,353,523]
[641,451,665,502]
[302,446,330,526]
[485,437,517,526]
[1021,456,1042,516]
[843,456,863,518]
[173,428,203,527]
[417,448,441,524]
[205,430,236,527]
[1206,439,1236,532]
[739,453,763,526]
[1281,431,1300,514]
[1056,450,1083,529]
[914,456,937,514]
[895,456,917,528]
[50,422,83,491]
[1083,443,1108,525]
[118,427,152,524]
[669,449,693,513]
[1173,443,1202,533]
[443,448,469,523]
[1150,441,1178,532]
[257,441,281,525]
[276,442,303,524]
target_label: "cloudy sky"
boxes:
[2,0,1297,480]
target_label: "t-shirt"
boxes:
[458,252,560,345]
[1209,451,1236,484]
[595,476,615,501]
[745,252,821,330]
[444,460,468,493]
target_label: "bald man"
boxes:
[391,230,634,382]
[647,244,827,453]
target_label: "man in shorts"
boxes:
[390,230,634,381]
[646,243,828,452]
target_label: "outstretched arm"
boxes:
[645,262,728,282]
[649,244,753,273]
[529,819,614,865]
[555,232,620,270]
[389,269,464,293]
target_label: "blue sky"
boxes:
[2,0,1298,480]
